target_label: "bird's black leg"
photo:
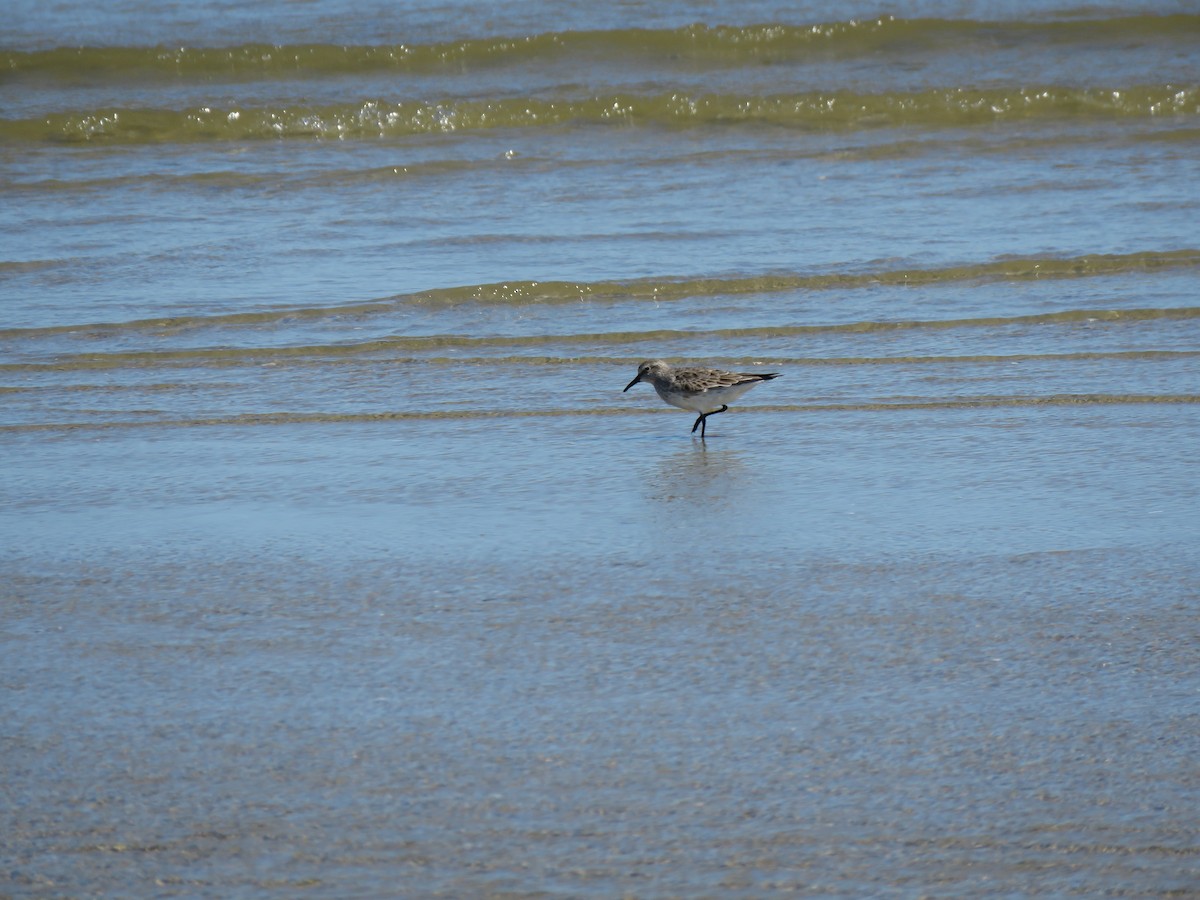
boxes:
[692,405,729,439]
[691,413,705,434]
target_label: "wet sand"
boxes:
[4,406,1199,896]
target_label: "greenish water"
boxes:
[3,1,1199,896]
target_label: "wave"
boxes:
[5,308,1198,372]
[2,250,1196,340]
[1,349,1193,385]
[4,393,1198,434]
[6,15,1198,80]
[5,85,1196,143]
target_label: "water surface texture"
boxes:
[3,0,1199,896]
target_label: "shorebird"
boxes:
[623,359,779,438]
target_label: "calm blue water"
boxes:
[3,0,1199,896]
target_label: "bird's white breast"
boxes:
[655,381,757,413]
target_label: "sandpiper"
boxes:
[623,359,780,438]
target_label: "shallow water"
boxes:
[3,0,1200,896]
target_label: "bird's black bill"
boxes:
[623,376,641,392]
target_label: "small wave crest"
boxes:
[6,15,1198,81]
[5,85,1196,144]
[2,249,1196,342]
